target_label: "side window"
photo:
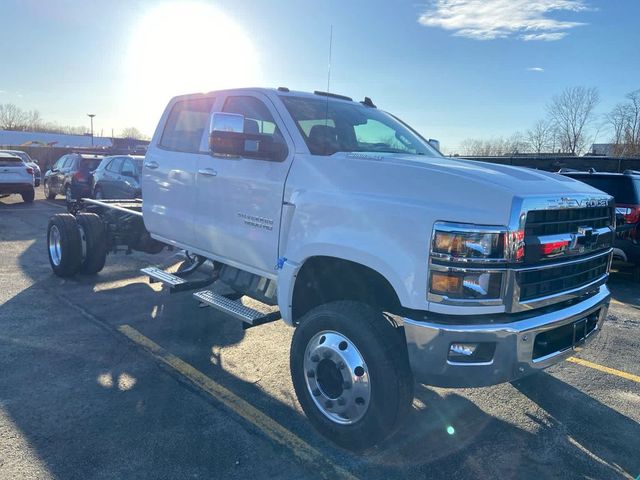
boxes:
[53,156,66,170]
[222,96,286,160]
[121,160,136,176]
[107,158,123,173]
[159,97,215,152]
[223,96,279,136]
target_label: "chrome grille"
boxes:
[518,253,609,302]
[525,207,612,236]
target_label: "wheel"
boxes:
[65,184,73,203]
[44,181,56,199]
[94,186,103,199]
[21,187,35,203]
[76,213,107,274]
[290,301,414,451]
[47,213,82,277]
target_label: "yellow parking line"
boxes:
[118,325,359,480]
[567,357,640,383]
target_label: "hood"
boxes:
[343,152,605,197]
[289,152,613,228]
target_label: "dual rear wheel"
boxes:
[47,213,107,277]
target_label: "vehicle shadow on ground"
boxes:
[607,275,640,309]
[368,377,639,479]
[3,227,639,479]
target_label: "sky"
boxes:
[1,0,639,152]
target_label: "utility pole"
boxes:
[87,114,96,146]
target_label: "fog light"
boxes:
[449,343,477,357]
[448,342,496,363]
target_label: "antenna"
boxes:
[327,25,333,93]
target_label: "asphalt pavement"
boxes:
[0,190,638,480]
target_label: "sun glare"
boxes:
[124,2,260,135]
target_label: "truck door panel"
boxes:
[195,93,293,274]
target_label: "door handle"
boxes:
[145,161,159,169]
[198,168,217,177]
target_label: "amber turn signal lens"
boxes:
[431,272,462,294]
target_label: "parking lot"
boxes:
[1,190,639,480]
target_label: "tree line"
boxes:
[456,86,640,157]
[0,103,147,139]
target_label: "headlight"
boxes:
[429,222,513,304]
[431,224,505,261]
[430,270,503,299]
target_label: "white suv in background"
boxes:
[0,152,35,203]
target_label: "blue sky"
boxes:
[1,0,638,151]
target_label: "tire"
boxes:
[290,301,414,451]
[94,186,103,199]
[65,184,73,203]
[47,213,82,277]
[21,187,35,203]
[75,213,107,274]
[44,181,56,200]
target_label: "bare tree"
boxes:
[120,127,147,139]
[0,103,27,130]
[547,86,600,155]
[526,119,553,154]
[25,109,43,131]
[606,89,640,156]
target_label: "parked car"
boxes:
[0,152,35,203]
[92,155,143,199]
[43,153,103,201]
[560,169,640,280]
[0,149,41,186]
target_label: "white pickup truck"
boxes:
[47,88,614,450]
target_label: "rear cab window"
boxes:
[159,97,215,152]
[0,155,23,166]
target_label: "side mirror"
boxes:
[428,138,441,152]
[209,112,287,161]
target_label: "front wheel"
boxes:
[290,301,414,451]
[94,186,103,199]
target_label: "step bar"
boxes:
[141,266,215,293]
[193,290,280,328]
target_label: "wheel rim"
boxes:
[49,225,62,266]
[303,330,371,425]
[65,187,72,202]
[44,182,49,197]
[95,188,102,199]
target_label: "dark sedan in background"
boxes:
[43,153,103,201]
[92,155,143,199]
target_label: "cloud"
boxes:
[527,67,545,71]
[419,0,589,41]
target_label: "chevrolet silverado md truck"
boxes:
[47,88,614,450]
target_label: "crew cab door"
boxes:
[194,93,293,275]
[142,96,215,248]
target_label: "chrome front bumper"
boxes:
[403,285,610,387]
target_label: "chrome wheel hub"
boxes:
[49,225,62,266]
[303,330,371,425]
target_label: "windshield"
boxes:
[1,150,31,163]
[280,96,440,157]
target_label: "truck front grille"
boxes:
[525,207,612,236]
[518,253,609,302]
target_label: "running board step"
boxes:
[141,266,215,293]
[193,290,280,327]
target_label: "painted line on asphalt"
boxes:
[568,356,640,383]
[118,324,360,480]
